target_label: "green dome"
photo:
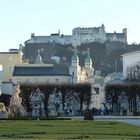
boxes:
[85,49,92,64]
[85,55,92,63]
[72,51,79,61]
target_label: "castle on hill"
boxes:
[26,24,127,47]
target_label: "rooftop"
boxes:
[122,50,140,57]
[26,35,72,44]
[13,64,70,76]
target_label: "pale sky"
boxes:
[0,0,140,52]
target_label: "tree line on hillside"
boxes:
[22,41,140,76]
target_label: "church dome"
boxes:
[85,55,92,63]
[85,48,92,64]
[72,51,79,61]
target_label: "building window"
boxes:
[17,79,20,84]
[0,65,2,71]
[9,55,13,61]
[34,79,38,84]
[26,79,29,84]
[68,78,70,83]
[8,66,13,74]
[55,79,59,84]
[72,72,74,76]
[46,79,49,84]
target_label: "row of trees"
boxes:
[20,83,92,116]
[105,83,140,115]
[105,62,140,116]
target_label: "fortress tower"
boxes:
[123,28,127,43]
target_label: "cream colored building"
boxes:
[13,64,72,85]
[0,49,22,81]
[13,51,72,85]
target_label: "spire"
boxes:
[58,29,60,35]
[101,23,105,30]
[87,48,90,56]
[85,48,92,69]
[72,47,79,61]
[35,49,43,64]
[71,47,79,66]
[85,48,92,63]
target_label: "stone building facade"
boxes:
[25,24,127,47]
[0,49,22,81]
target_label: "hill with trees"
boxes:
[22,41,140,76]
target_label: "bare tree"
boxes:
[105,83,140,116]
[127,62,140,82]
[73,84,91,113]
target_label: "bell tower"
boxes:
[85,48,93,69]
[84,48,94,83]
[69,48,81,83]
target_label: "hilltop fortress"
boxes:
[26,24,127,46]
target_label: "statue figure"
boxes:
[8,84,27,117]
[30,88,45,116]
[48,89,62,116]
[118,94,128,115]
[0,102,8,118]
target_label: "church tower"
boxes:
[85,48,93,69]
[71,49,79,67]
[69,49,81,83]
[84,48,94,83]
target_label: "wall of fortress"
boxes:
[28,25,127,46]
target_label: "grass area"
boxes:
[0,120,140,140]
